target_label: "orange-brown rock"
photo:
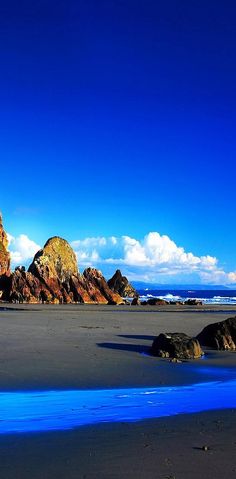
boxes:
[3,234,124,304]
[9,266,53,303]
[0,213,10,278]
[28,237,78,303]
[83,267,123,304]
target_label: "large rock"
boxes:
[83,268,123,304]
[0,213,10,278]
[28,236,78,303]
[9,266,53,303]
[107,269,137,297]
[150,332,203,359]
[197,316,236,350]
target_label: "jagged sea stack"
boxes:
[107,269,137,297]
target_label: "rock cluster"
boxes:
[8,237,124,304]
[107,269,137,297]
[150,316,236,360]
[150,332,203,359]
[0,214,124,304]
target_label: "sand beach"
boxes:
[0,304,236,478]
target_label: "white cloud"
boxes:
[71,232,236,284]
[5,230,236,284]
[7,234,41,267]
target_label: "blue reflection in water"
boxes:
[1,379,236,434]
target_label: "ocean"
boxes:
[137,289,236,305]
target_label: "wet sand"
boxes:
[0,304,236,478]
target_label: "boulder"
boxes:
[184,299,202,306]
[150,332,203,359]
[131,296,141,305]
[197,316,236,350]
[147,298,169,305]
[107,270,137,297]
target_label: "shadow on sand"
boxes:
[97,342,151,354]
[118,334,155,341]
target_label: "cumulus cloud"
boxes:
[7,234,41,267]
[6,230,236,284]
[71,232,236,284]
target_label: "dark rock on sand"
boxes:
[147,298,169,305]
[184,299,203,306]
[150,332,203,359]
[131,296,141,305]
[108,269,137,297]
[197,316,236,350]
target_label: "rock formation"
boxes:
[0,213,10,278]
[6,236,123,304]
[197,316,236,350]
[107,269,137,297]
[150,332,203,359]
[0,213,131,305]
[83,267,123,304]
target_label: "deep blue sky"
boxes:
[1,0,236,278]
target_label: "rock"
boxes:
[83,268,123,304]
[28,237,78,303]
[184,299,202,306]
[197,316,236,350]
[150,332,203,359]
[131,296,141,305]
[0,213,11,278]
[2,233,126,304]
[147,298,169,306]
[107,270,137,297]
[9,266,53,303]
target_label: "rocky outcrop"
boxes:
[5,236,123,304]
[28,237,78,303]
[9,266,53,303]
[197,316,236,350]
[0,213,10,278]
[83,268,123,304]
[150,332,203,359]
[107,270,137,297]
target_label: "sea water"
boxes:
[137,289,236,305]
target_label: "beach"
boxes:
[0,304,236,478]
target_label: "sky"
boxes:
[1,0,236,284]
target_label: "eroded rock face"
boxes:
[107,270,137,297]
[197,317,236,350]
[0,214,10,278]
[150,332,203,359]
[83,268,123,304]
[9,266,53,303]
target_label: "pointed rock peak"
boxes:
[107,270,137,298]
[29,236,78,283]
